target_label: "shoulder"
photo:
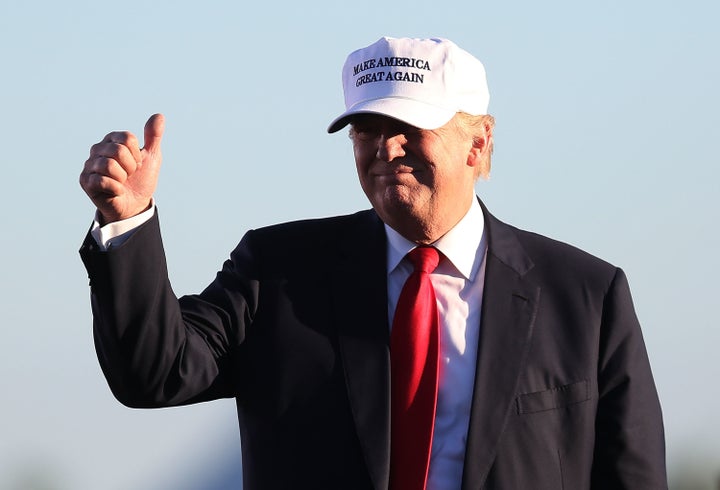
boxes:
[227,209,383,271]
[484,206,619,288]
[246,209,381,245]
[517,226,613,271]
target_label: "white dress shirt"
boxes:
[385,198,487,489]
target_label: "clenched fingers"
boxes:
[81,134,140,192]
[90,131,142,169]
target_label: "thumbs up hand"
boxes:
[81,114,165,224]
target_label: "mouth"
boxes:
[373,171,420,187]
[372,164,417,177]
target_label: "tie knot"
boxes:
[408,246,440,274]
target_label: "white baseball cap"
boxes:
[327,37,490,133]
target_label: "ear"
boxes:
[466,130,492,181]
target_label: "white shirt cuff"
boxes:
[90,202,156,251]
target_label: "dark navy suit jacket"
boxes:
[80,200,667,489]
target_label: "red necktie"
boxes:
[390,246,441,490]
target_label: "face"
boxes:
[350,114,481,243]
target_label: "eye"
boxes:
[351,123,380,141]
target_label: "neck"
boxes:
[387,197,475,245]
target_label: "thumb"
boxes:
[143,113,165,154]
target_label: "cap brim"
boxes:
[327,97,456,133]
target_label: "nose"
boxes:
[376,133,407,162]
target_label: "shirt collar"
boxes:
[385,197,486,281]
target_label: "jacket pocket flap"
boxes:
[517,379,590,414]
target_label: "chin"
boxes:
[380,185,417,208]
[373,190,425,223]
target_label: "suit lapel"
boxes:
[461,204,540,489]
[332,210,391,490]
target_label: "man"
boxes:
[79,37,667,489]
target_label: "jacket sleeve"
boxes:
[79,212,258,408]
[591,267,667,489]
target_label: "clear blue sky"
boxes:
[1,0,718,488]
